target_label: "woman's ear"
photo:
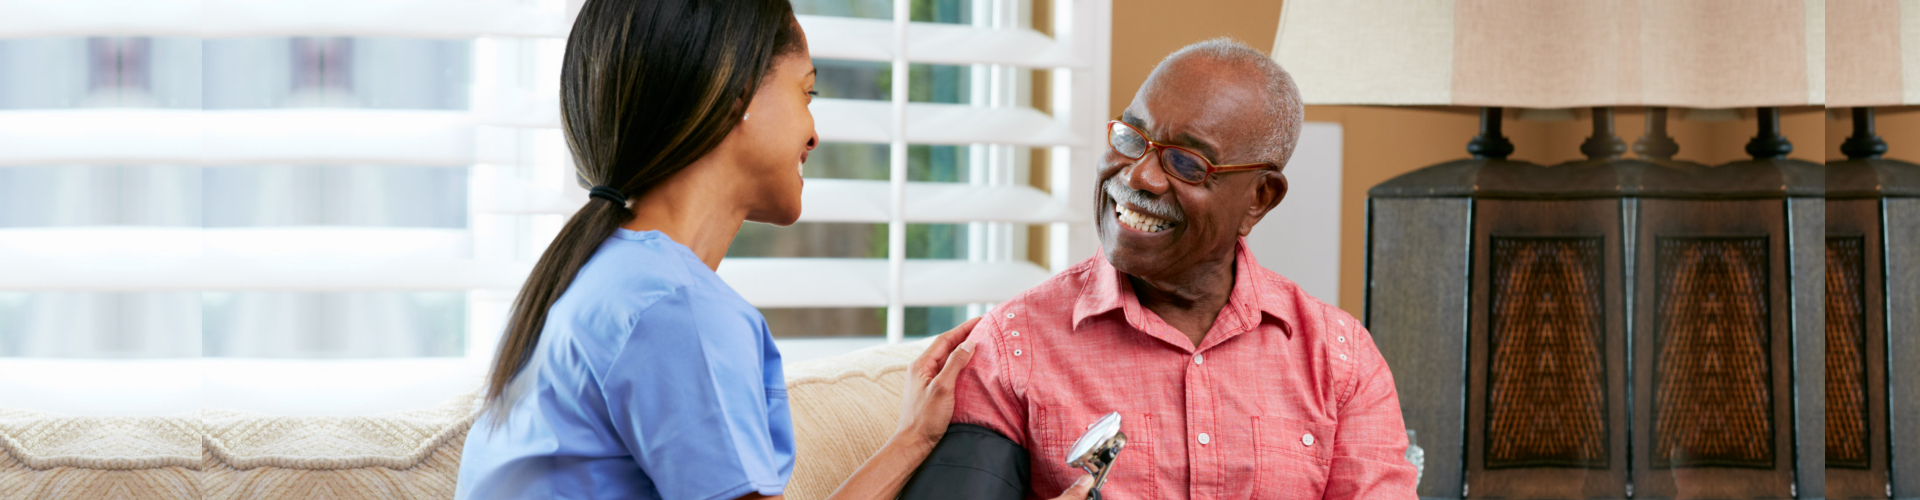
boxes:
[1238,170,1288,237]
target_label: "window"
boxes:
[0,0,1109,413]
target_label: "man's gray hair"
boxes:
[1162,37,1304,170]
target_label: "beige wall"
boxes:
[1110,0,1850,318]
[1826,106,1920,163]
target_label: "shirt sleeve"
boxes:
[601,288,789,500]
[1325,318,1420,500]
[949,312,1031,448]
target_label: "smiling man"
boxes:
[899,39,1417,500]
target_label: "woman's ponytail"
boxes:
[480,0,805,419]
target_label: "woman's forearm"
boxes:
[821,432,934,500]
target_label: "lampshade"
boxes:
[1827,0,1920,106]
[1270,0,1827,108]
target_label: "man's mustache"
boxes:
[1103,174,1184,223]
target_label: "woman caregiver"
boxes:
[453,0,1092,499]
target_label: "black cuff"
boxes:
[898,424,1031,500]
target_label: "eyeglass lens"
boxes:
[1109,123,1148,158]
[1109,122,1210,183]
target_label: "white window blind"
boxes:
[0,0,1108,414]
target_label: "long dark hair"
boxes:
[483,0,805,414]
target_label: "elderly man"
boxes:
[900,39,1417,500]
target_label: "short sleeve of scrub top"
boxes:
[455,229,794,500]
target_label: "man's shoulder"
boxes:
[988,256,1103,317]
[1246,264,1369,344]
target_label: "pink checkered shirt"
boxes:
[952,239,1418,500]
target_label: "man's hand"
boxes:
[896,317,981,453]
[1047,475,1095,500]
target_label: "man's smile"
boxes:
[1115,203,1172,233]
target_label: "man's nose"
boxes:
[1126,152,1172,195]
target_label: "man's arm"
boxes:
[1324,321,1420,500]
[896,313,1093,500]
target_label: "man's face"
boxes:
[1097,56,1284,281]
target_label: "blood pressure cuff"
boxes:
[898,424,1031,500]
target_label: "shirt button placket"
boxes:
[1185,348,1217,498]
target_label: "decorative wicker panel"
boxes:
[1827,236,1870,469]
[1484,237,1608,469]
[1652,237,1773,469]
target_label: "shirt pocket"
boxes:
[1251,415,1333,500]
[1036,406,1156,500]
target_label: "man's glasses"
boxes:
[1106,120,1276,184]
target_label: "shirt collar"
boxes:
[1070,251,1127,327]
[1071,238,1296,340]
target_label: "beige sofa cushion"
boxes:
[0,338,931,500]
[201,396,477,500]
[780,338,930,500]
[0,409,200,500]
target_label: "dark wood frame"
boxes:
[1826,198,1892,499]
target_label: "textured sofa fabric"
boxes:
[0,410,200,500]
[202,399,477,499]
[0,338,931,500]
[779,338,929,500]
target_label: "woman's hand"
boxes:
[895,316,981,453]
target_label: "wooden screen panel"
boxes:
[1652,236,1773,469]
[1827,236,1870,470]
[1466,199,1627,500]
[1484,237,1608,469]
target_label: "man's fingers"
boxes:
[1048,474,1095,500]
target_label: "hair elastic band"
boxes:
[588,185,627,204]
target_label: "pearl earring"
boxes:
[743,113,751,121]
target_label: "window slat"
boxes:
[473,178,1081,224]
[717,258,1051,307]
[0,257,529,290]
[0,103,1076,166]
[815,99,1085,147]
[1,6,1082,69]
[0,109,508,166]
[0,227,519,290]
[1,228,1054,306]
[800,16,1086,69]
[1,0,568,39]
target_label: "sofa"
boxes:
[0,339,933,500]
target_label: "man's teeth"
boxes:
[1116,205,1172,232]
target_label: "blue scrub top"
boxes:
[456,229,794,500]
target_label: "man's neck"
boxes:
[1127,255,1237,349]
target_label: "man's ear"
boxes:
[1237,170,1288,237]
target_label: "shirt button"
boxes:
[1339,354,1348,361]
[1006,312,1015,319]
[1193,353,1204,365]
[1338,336,1346,343]
[1302,433,1315,446]
[1013,349,1023,356]
[1338,319,1346,326]
[1198,433,1211,445]
[1011,331,1020,337]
